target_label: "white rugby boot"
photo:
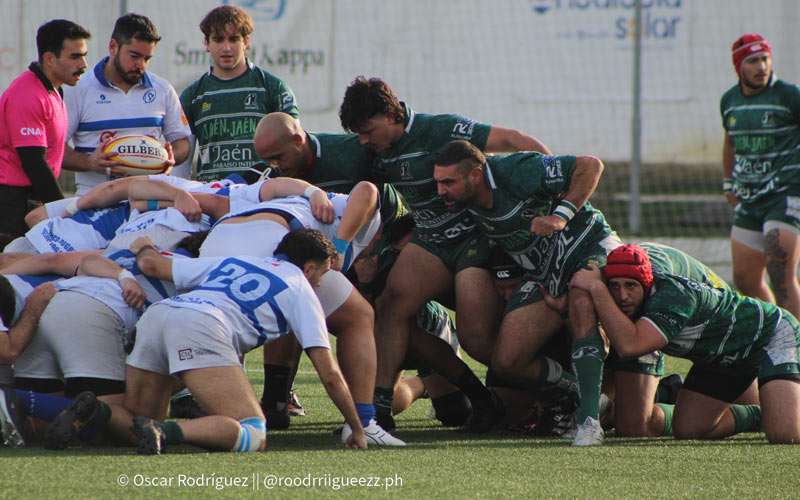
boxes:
[341,419,406,446]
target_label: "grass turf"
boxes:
[2,353,800,498]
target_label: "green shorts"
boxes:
[411,230,491,274]
[733,188,800,233]
[606,350,665,377]
[505,232,622,312]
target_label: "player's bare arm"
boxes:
[0,283,56,364]
[0,251,98,276]
[485,126,552,155]
[722,133,738,206]
[570,265,666,357]
[305,346,368,449]
[127,179,201,221]
[61,143,121,174]
[258,178,334,223]
[78,254,146,309]
[531,156,604,237]
[130,237,173,281]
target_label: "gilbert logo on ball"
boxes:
[103,135,169,175]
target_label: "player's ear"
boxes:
[243,34,252,51]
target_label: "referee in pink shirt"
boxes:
[0,19,90,244]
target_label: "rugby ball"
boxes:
[103,135,169,175]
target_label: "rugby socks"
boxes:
[355,403,376,428]
[730,404,761,433]
[374,386,394,419]
[454,369,493,404]
[13,390,72,421]
[571,330,605,422]
[161,421,185,445]
[656,403,674,436]
[262,364,291,411]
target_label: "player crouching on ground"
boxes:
[570,244,800,444]
[47,230,369,453]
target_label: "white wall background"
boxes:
[1,0,798,164]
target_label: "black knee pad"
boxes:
[14,377,64,394]
[64,378,125,398]
[432,391,472,427]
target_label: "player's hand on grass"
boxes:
[725,191,739,207]
[120,277,146,310]
[531,214,567,237]
[174,190,202,222]
[569,263,603,292]
[345,429,368,450]
[130,236,157,256]
[309,189,335,224]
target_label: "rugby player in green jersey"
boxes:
[572,244,800,444]
[253,113,498,432]
[432,140,618,438]
[722,34,800,318]
[560,242,745,445]
[339,77,551,431]
[180,6,299,181]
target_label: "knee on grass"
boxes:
[233,417,267,452]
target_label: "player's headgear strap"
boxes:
[732,33,772,75]
[603,244,654,293]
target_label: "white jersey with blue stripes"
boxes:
[219,183,381,271]
[165,255,330,353]
[54,249,185,332]
[64,58,191,195]
[25,203,131,253]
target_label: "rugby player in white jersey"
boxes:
[47,230,369,453]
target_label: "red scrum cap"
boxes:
[731,33,772,75]
[603,244,654,293]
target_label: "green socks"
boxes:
[656,403,674,436]
[730,404,762,433]
[571,330,605,422]
[162,420,185,445]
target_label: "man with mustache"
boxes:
[721,34,800,319]
[61,14,190,195]
[0,19,91,244]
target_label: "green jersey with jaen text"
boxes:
[181,61,299,181]
[639,242,729,290]
[641,273,781,365]
[469,152,614,275]
[720,76,800,203]
[372,103,490,245]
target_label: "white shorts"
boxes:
[13,290,128,381]
[731,221,800,253]
[127,303,242,376]
[316,270,354,317]
[200,220,288,258]
[2,236,38,254]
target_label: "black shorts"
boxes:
[682,362,756,403]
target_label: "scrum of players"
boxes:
[0,7,798,453]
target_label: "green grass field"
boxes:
[3,351,800,499]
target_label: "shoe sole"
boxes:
[132,417,163,455]
[43,392,97,450]
[0,395,24,448]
